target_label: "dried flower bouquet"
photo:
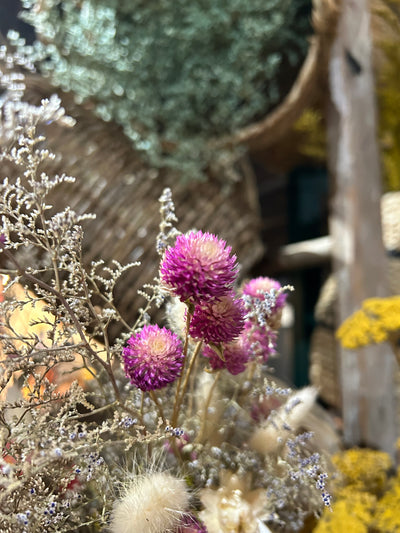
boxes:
[0,46,330,533]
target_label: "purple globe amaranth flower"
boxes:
[242,276,287,310]
[203,333,251,375]
[244,321,277,363]
[123,325,184,391]
[159,231,238,304]
[189,293,245,344]
[176,515,208,532]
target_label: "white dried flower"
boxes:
[110,471,190,533]
[199,471,268,533]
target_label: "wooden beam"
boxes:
[277,235,332,270]
[328,0,397,455]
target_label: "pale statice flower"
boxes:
[123,325,184,391]
[249,386,318,455]
[110,471,190,533]
[156,187,181,256]
[243,321,278,363]
[241,277,287,311]
[199,471,268,533]
[189,293,245,344]
[160,231,238,304]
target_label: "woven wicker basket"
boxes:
[0,76,267,338]
[309,192,400,410]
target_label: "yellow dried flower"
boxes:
[313,491,376,533]
[331,448,392,496]
[313,448,400,532]
[293,108,326,161]
[336,296,400,350]
[372,473,400,533]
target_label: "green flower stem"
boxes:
[172,339,203,427]
[195,369,221,444]
[149,390,166,425]
[171,307,192,426]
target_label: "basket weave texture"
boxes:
[1,78,264,337]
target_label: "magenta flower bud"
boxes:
[189,293,245,344]
[202,334,251,375]
[176,515,208,532]
[123,325,184,391]
[160,231,238,304]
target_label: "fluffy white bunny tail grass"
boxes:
[249,386,318,455]
[110,471,190,533]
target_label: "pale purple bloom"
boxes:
[202,334,251,375]
[160,231,238,304]
[189,293,245,344]
[123,325,184,391]
[242,276,287,310]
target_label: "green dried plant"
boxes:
[373,0,400,192]
[12,0,312,180]
[293,108,327,162]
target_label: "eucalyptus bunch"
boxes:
[11,0,311,181]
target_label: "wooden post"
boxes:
[328,0,397,454]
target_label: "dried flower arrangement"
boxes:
[0,46,331,533]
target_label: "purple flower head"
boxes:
[244,321,277,363]
[189,293,245,344]
[176,515,208,532]
[242,276,287,310]
[203,333,251,375]
[160,231,238,304]
[123,325,184,391]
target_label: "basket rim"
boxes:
[216,0,340,151]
